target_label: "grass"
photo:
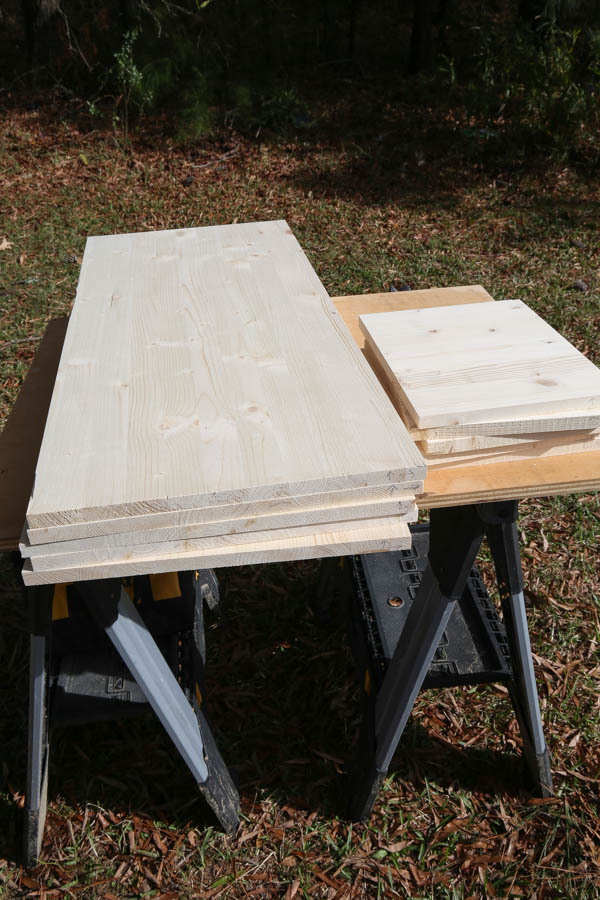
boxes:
[0,80,599,898]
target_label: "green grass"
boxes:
[0,84,599,898]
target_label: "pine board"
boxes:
[21,517,412,585]
[332,285,493,349]
[409,408,600,439]
[26,480,421,545]
[26,220,424,530]
[22,495,416,557]
[359,300,600,429]
[0,318,68,552]
[26,509,417,571]
[422,428,600,454]
[419,451,600,508]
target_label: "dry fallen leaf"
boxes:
[0,236,13,250]
[18,252,26,265]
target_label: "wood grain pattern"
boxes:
[0,319,68,552]
[360,300,600,429]
[420,432,600,467]
[25,480,421,545]
[21,517,412,585]
[422,428,600,454]
[419,451,600,508]
[26,221,424,530]
[22,495,416,557]
[333,285,493,349]
[410,408,600,439]
[26,509,417,570]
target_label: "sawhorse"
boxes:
[24,571,240,867]
[322,500,553,820]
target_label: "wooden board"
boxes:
[26,480,421,545]
[26,221,424,530]
[26,510,417,571]
[333,285,493,349]
[0,319,68,552]
[22,495,417,557]
[421,432,600,467]
[410,408,600,439]
[21,517,412,585]
[422,428,600,454]
[359,300,600,429]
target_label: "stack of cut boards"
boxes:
[359,299,600,469]
[21,220,425,586]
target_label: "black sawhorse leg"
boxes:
[24,574,239,867]
[348,500,553,821]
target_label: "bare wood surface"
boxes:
[21,517,412,585]
[26,221,424,530]
[332,285,493,349]
[0,318,68,552]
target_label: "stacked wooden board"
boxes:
[359,299,600,469]
[21,220,425,585]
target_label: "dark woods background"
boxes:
[2,0,600,157]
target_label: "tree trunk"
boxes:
[21,0,61,73]
[409,0,434,73]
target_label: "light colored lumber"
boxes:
[21,517,412,585]
[419,451,600,508]
[421,433,600,467]
[409,408,600,439]
[359,300,600,429]
[22,495,416,557]
[25,480,421,545]
[333,292,600,508]
[332,285,493,349]
[422,429,600,455]
[0,319,68,552]
[26,221,424,530]
[26,508,418,570]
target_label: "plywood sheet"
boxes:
[360,300,600,429]
[26,221,424,530]
[418,451,600,508]
[22,494,416,557]
[21,517,412,585]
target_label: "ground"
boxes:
[0,85,599,898]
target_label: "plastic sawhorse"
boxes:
[24,573,239,867]
[346,500,553,821]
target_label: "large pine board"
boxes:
[22,494,416,557]
[25,510,417,571]
[26,221,424,530]
[21,517,412,585]
[359,300,600,429]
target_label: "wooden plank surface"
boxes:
[422,429,600,455]
[22,494,416,556]
[26,510,417,571]
[26,221,424,530]
[21,517,412,585]
[359,300,600,429]
[332,291,600,508]
[332,285,493,349]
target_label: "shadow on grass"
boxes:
[0,556,542,868]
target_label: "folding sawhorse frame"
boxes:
[24,570,240,867]
[321,499,553,820]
